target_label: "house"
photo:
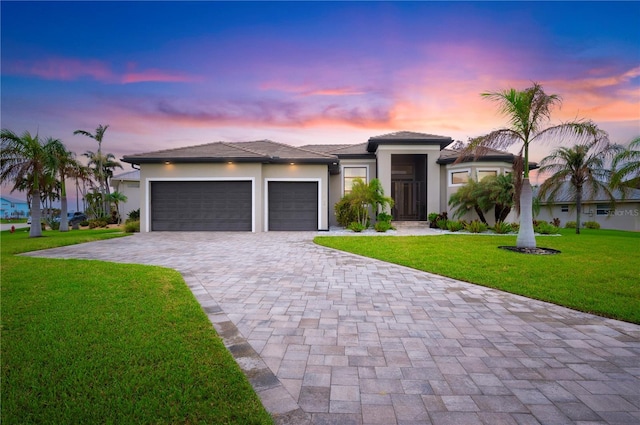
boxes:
[535,183,640,231]
[0,195,30,219]
[121,131,524,232]
[110,170,141,220]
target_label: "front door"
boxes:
[391,154,427,221]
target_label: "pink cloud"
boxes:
[260,81,367,97]
[4,56,199,85]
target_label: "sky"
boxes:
[2,0,639,196]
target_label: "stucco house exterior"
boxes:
[535,183,640,232]
[0,195,30,219]
[111,170,142,220]
[121,131,524,232]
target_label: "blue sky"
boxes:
[2,1,639,186]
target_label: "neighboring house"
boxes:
[121,131,525,232]
[535,183,640,232]
[110,170,141,220]
[0,195,30,219]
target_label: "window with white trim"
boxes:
[449,170,470,186]
[343,167,367,195]
[477,169,498,181]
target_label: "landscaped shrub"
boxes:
[446,220,465,232]
[348,221,366,232]
[88,218,109,229]
[79,220,90,227]
[552,217,561,227]
[465,220,488,233]
[493,221,513,234]
[436,218,449,230]
[127,208,140,221]
[335,195,363,227]
[429,212,448,229]
[510,222,520,232]
[585,221,601,229]
[374,220,392,232]
[124,220,140,233]
[534,221,559,234]
[376,212,393,223]
[565,221,577,228]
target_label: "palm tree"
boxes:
[458,83,607,248]
[480,173,515,223]
[74,124,110,215]
[109,191,128,224]
[537,140,618,234]
[82,150,122,217]
[46,139,80,232]
[611,136,640,190]
[448,179,490,224]
[1,129,54,237]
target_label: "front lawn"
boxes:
[1,228,273,424]
[315,228,640,324]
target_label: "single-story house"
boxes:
[0,195,30,219]
[535,183,640,232]
[121,131,524,232]
[110,170,141,220]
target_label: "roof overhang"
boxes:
[366,138,452,153]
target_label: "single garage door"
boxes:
[268,181,318,231]
[151,181,252,231]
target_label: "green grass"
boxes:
[315,228,640,324]
[1,228,273,424]
[1,218,27,223]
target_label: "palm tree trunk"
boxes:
[516,178,536,248]
[575,188,582,235]
[30,191,43,238]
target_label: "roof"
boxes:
[302,143,371,158]
[367,131,452,152]
[111,170,141,181]
[122,140,339,165]
[437,147,517,164]
[0,195,28,204]
[535,182,640,203]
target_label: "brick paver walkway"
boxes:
[26,231,640,425]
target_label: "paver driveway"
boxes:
[27,231,640,425]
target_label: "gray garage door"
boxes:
[268,181,318,231]
[151,181,252,231]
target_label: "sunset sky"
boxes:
[2,1,639,188]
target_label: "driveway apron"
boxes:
[25,232,640,425]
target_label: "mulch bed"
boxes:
[498,246,561,255]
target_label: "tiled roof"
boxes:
[437,147,515,162]
[0,195,28,204]
[369,131,451,141]
[122,140,338,164]
[367,131,452,152]
[303,143,370,156]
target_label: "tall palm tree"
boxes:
[82,150,122,217]
[537,140,619,234]
[74,124,110,215]
[458,83,607,248]
[1,129,55,237]
[611,136,640,190]
[46,139,80,232]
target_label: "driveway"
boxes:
[25,232,640,425]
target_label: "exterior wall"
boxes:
[111,178,141,220]
[0,197,30,219]
[375,145,441,219]
[140,162,329,232]
[443,161,517,226]
[536,202,640,231]
[327,159,377,227]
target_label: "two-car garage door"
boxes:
[151,181,252,231]
[150,180,318,231]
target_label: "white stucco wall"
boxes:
[536,202,640,231]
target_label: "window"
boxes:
[343,167,367,194]
[596,204,611,216]
[561,205,569,213]
[449,170,470,186]
[477,169,498,181]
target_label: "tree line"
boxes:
[1,124,126,238]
